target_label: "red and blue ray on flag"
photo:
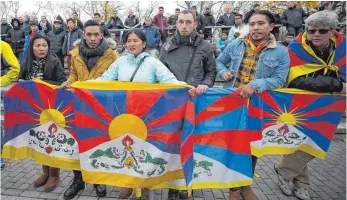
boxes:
[248,89,346,159]
[181,88,253,190]
[2,80,79,169]
[73,82,189,188]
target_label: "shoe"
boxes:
[274,164,292,196]
[168,189,179,200]
[63,176,85,200]
[228,189,241,200]
[44,167,60,192]
[119,187,133,198]
[34,165,49,187]
[294,187,310,200]
[94,184,106,197]
[240,186,256,200]
[179,190,189,199]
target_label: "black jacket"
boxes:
[203,11,216,36]
[195,12,205,33]
[47,29,66,55]
[6,21,25,53]
[100,23,110,37]
[289,42,343,93]
[272,13,281,34]
[281,6,308,28]
[216,13,235,26]
[20,36,66,85]
[62,27,83,55]
[159,32,217,87]
[124,15,140,28]
[39,21,53,35]
[1,23,12,40]
[107,17,124,37]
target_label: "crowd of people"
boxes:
[0,2,346,200]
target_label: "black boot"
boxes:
[168,189,179,200]
[94,184,106,197]
[63,170,85,200]
[179,190,189,199]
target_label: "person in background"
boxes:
[216,31,228,56]
[94,12,110,37]
[243,4,261,24]
[191,6,205,35]
[217,10,290,200]
[62,18,83,71]
[71,11,83,30]
[47,19,66,66]
[56,15,67,31]
[107,11,125,42]
[203,7,216,40]
[39,15,52,35]
[115,42,127,57]
[153,6,168,44]
[233,7,241,15]
[123,9,140,42]
[6,18,25,61]
[281,2,308,36]
[228,13,249,42]
[18,16,24,26]
[216,6,235,33]
[270,5,282,40]
[59,20,119,200]
[22,20,43,63]
[142,16,161,57]
[275,11,346,200]
[1,18,12,41]
[282,33,294,47]
[22,15,31,36]
[168,8,180,26]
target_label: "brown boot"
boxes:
[119,187,133,198]
[44,167,60,192]
[241,186,256,200]
[229,189,241,200]
[34,165,49,187]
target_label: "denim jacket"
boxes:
[216,37,290,93]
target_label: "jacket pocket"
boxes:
[261,58,279,76]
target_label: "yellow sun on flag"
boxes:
[268,105,307,128]
[32,99,74,129]
[108,114,147,140]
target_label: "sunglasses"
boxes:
[307,29,331,34]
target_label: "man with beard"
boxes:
[47,19,66,66]
[59,20,119,199]
[216,10,290,199]
[6,18,25,61]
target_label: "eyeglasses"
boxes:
[307,29,331,34]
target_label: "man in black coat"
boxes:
[1,18,12,41]
[270,5,282,40]
[47,19,66,66]
[94,13,110,37]
[6,18,25,60]
[191,6,205,35]
[39,15,52,35]
[107,11,125,42]
[216,6,235,33]
[203,7,216,40]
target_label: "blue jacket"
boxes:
[97,52,185,85]
[22,30,43,62]
[216,37,227,51]
[142,24,161,49]
[216,38,290,93]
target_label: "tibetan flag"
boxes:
[181,88,253,191]
[2,80,79,170]
[73,81,189,188]
[249,89,346,159]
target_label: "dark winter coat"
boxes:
[159,32,217,87]
[281,6,308,28]
[47,28,66,55]
[62,27,83,55]
[203,11,216,37]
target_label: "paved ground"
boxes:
[1,134,345,200]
